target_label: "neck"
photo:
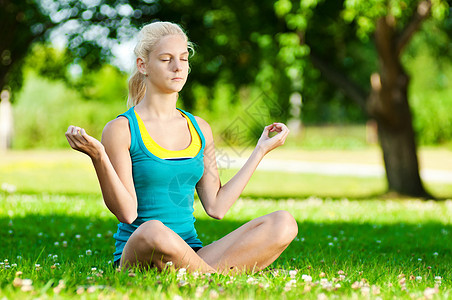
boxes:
[135,91,179,120]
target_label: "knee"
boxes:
[135,220,169,250]
[267,210,298,245]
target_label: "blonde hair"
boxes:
[127,21,194,107]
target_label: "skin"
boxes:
[66,34,298,275]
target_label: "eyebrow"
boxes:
[158,51,189,56]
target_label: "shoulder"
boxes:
[103,116,130,136]
[101,116,131,147]
[194,116,213,138]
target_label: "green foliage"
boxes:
[12,44,129,149]
[0,0,53,93]
[274,0,293,17]
[342,0,386,39]
[13,70,127,149]
[74,65,128,103]
[343,0,450,40]
[7,0,452,149]
[25,43,128,102]
[272,0,452,142]
[431,0,450,19]
[407,53,452,144]
[403,19,452,145]
[25,44,73,82]
[3,0,287,112]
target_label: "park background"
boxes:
[1,0,452,299]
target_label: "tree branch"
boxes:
[309,51,368,113]
[396,0,432,56]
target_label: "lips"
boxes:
[171,77,184,81]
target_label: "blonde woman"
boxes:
[65,21,297,274]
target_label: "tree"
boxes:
[274,0,450,197]
[2,0,450,197]
[0,0,286,109]
[1,0,291,152]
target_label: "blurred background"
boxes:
[1,0,452,199]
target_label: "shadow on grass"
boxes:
[10,190,450,203]
[231,190,452,201]
[237,192,387,201]
[1,215,451,279]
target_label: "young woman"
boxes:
[65,21,298,274]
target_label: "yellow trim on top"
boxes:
[135,110,202,159]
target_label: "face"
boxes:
[138,35,190,94]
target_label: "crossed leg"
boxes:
[120,219,216,272]
[198,210,298,273]
[119,210,298,274]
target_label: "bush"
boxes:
[11,51,452,150]
[13,71,127,149]
[407,52,452,145]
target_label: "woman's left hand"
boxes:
[256,122,290,155]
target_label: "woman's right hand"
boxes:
[65,125,105,160]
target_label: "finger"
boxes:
[71,129,87,144]
[270,127,289,142]
[67,125,81,137]
[269,124,285,135]
[267,123,280,132]
[272,123,289,134]
[279,123,289,132]
[272,122,285,127]
[67,138,79,150]
[279,128,290,144]
[65,134,81,150]
[261,125,272,136]
[280,131,289,143]
[272,122,286,129]
[276,125,289,139]
[71,135,86,146]
[69,126,84,138]
[265,124,274,131]
[267,123,278,132]
[66,125,74,134]
[276,123,289,134]
[70,126,80,135]
[79,128,91,143]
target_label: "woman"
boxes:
[65,21,298,274]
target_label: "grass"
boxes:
[1,150,452,299]
[1,194,451,299]
[2,148,452,199]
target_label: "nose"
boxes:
[172,59,183,72]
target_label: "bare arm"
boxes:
[195,118,289,219]
[65,117,138,224]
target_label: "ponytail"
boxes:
[127,69,146,107]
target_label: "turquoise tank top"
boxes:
[112,107,205,262]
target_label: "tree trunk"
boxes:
[368,17,429,197]
[375,85,428,196]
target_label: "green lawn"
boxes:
[2,149,452,199]
[1,150,452,299]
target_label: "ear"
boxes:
[136,57,147,75]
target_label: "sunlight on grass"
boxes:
[1,150,452,298]
[2,149,452,199]
[1,194,451,299]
